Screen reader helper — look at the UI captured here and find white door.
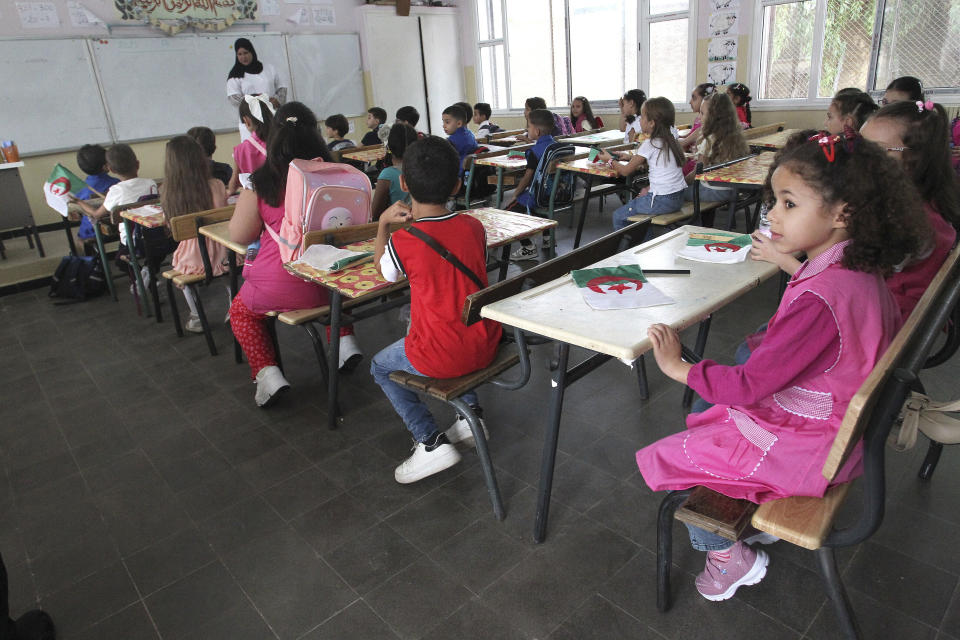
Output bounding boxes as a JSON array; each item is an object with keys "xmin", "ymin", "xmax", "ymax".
[{"xmin": 419, "ymin": 13, "xmax": 464, "ymax": 136}]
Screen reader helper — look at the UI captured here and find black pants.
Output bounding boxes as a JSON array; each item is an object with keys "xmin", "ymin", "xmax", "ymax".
[{"xmin": 0, "ymin": 552, "xmax": 14, "ymax": 640}]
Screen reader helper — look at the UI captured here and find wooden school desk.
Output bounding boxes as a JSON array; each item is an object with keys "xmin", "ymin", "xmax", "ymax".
[
  {"xmin": 0, "ymin": 161, "xmax": 44, "ymax": 259},
  {"xmin": 120, "ymin": 205, "xmax": 167, "ymax": 320},
  {"xmin": 694, "ymin": 152, "xmax": 776, "ymax": 231},
  {"xmin": 284, "ymin": 208, "xmax": 559, "ymax": 430},
  {"xmin": 479, "ymin": 225, "xmax": 780, "ymax": 542},
  {"xmin": 471, "ymin": 150, "xmax": 532, "ymax": 208},
  {"xmin": 555, "ymin": 148, "xmax": 639, "ymax": 249},
  {"xmin": 748, "ymin": 128, "xmax": 802, "ymax": 151},
  {"xmin": 341, "ymin": 146, "xmax": 387, "ymax": 164}
]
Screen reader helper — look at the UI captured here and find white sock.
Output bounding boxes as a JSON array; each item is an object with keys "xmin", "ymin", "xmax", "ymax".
[{"xmin": 181, "ymin": 286, "xmax": 199, "ymax": 317}]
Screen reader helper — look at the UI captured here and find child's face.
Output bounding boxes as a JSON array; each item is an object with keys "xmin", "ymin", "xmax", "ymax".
[
  {"xmin": 526, "ymin": 122, "xmax": 542, "ymax": 140},
  {"xmin": 571, "ymin": 99, "xmax": 583, "ymax": 117},
  {"xmin": 442, "ymin": 114, "xmax": 461, "ymax": 136},
  {"xmin": 823, "ymin": 103, "xmax": 847, "ymax": 135},
  {"xmin": 638, "ymin": 105, "xmax": 654, "ymax": 135},
  {"xmin": 472, "ymin": 111, "xmax": 485, "ymax": 125},
  {"xmin": 689, "ymin": 90, "xmax": 703, "ymax": 113},
  {"xmin": 366, "ymin": 113, "xmax": 379, "ymax": 129},
  {"xmin": 766, "ymin": 166, "xmax": 847, "ymax": 261},
  {"xmin": 621, "ymin": 98, "xmax": 636, "ymax": 116},
  {"xmin": 860, "ymin": 117, "xmax": 908, "ymax": 166},
  {"xmin": 324, "ymin": 125, "xmax": 338, "ymax": 140},
  {"xmin": 242, "ymin": 116, "xmax": 256, "ymax": 133}
]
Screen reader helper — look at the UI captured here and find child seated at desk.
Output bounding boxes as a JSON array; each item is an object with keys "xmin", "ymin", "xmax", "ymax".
[
  {"xmin": 362, "ymin": 107, "xmax": 387, "ymax": 146},
  {"xmin": 162, "ymin": 136, "xmax": 229, "ymax": 333},
  {"xmin": 502, "ymin": 109, "xmax": 556, "ymax": 261},
  {"xmin": 472, "ymin": 102, "xmax": 502, "ymax": 138},
  {"xmin": 371, "ymin": 136, "xmax": 502, "ymax": 484},
  {"xmin": 640, "ymin": 131, "xmax": 928, "ymax": 603},
  {"xmin": 726, "ymin": 82, "xmax": 752, "ymax": 129},
  {"xmin": 570, "ymin": 96, "xmax": 603, "ymax": 132},
  {"xmin": 324, "ymin": 114, "xmax": 356, "ymax": 156},
  {"xmin": 74, "ymin": 143, "xmax": 119, "ymax": 253},
  {"xmin": 683, "ymin": 92, "xmax": 749, "ymax": 206},
  {"xmin": 229, "ymin": 102, "xmax": 362, "ymax": 407},
  {"xmin": 395, "ymin": 105, "xmax": 421, "ymax": 132},
  {"xmin": 229, "ymin": 95, "xmax": 274, "ymax": 193},
  {"xmin": 187, "ymin": 126, "xmax": 232, "ymax": 187},
  {"xmin": 441, "ymin": 104, "xmax": 477, "ymax": 177},
  {"xmin": 618, "ymin": 89, "xmax": 647, "ymax": 144},
  {"xmin": 73, "ymin": 144, "xmax": 159, "ymax": 276},
  {"xmin": 823, "ymin": 89, "xmax": 877, "ymax": 135},
  {"xmin": 371, "ymin": 124, "xmax": 417, "ymax": 220}
]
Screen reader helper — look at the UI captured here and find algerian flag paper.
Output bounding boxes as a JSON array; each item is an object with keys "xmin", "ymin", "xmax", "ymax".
[
  {"xmin": 677, "ymin": 231, "xmax": 752, "ymax": 264},
  {"xmin": 571, "ymin": 264, "xmax": 674, "ymax": 310},
  {"xmin": 43, "ymin": 163, "xmax": 87, "ymax": 217}
]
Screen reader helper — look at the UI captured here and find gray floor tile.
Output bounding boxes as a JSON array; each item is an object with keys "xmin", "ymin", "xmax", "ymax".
[
  {"xmin": 292, "ymin": 493, "xmax": 380, "ymax": 556},
  {"xmin": 124, "ymin": 527, "xmax": 216, "ymax": 597},
  {"xmin": 548, "ymin": 594, "xmax": 665, "ymax": 640},
  {"xmin": 40, "ymin": 561, "xmax": 139, "ymax": 635},
  {"xmin": 144, "ymin": 560, "xmax": 247, "ymax": 640},
  {"xmin": 324, "ymin": 522, "xmax": 423, "ymax": 596},
  {"xmin": 302, "ymin": 600, "xmax": 400, "ymax": 640},
  {"xmin": 73, "ymin": 603, "xmax": 160, "ymax": 640}
]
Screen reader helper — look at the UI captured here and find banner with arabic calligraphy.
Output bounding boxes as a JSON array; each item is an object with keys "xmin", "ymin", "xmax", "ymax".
[{"xmin": 115, "ymin": 0, "xmax": 257, "ymax": 34}]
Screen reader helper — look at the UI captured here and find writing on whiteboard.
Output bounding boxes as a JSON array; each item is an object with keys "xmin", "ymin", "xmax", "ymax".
[{"xmin": 16, "ymin": 2, "xmax": 60, "ymax": 29}]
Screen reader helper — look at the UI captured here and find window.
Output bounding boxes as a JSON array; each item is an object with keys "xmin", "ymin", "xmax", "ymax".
[
  {"xmin": 474, "ymin": 1, "xmax": 690, "ymax": 111},
  {"xmin": 753, "ymin": 0, "xmax": 959, "ymax": 104}
]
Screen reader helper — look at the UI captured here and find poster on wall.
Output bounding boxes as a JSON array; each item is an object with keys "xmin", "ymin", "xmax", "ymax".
[
  {"xmin": 707, "ymin": 61, "xmax": 737, "ymax": 86},
  {"xmin": 114, "ymin": 0, "xmax": 259, "ymax": 34},
  {"xmin": 708, "ymin": 37, "xmax": 737, "ymax": 62},
  {"xmin": 709, "ymin": 0, "xmax": 739, "ymax": 10},
  {"xmin": 708, "ymin": 11, "xmax": 739, "ymax": 37}
]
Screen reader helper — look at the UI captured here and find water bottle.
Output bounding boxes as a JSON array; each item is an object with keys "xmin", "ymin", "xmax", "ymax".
[
  {"xmin": 245, "ymin": 239, "xmax": 260, "ymax": 264},
  {"xmin": 756, "ymin": 204, "xmax": 772, "ymax": 238}
]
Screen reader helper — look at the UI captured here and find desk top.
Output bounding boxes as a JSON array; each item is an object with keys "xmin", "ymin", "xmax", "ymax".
[
  {"xmin": 556, "ymin": 157, "xmax": 626, "ymax": 178},
  {"xmin": 198, "ymin": 220, "xmax": 248, "ymax": 254},
  {"xmin": 569, "ymin": 129, "xmax": 627, "ymax": 145},
  {"xmin": 474, "ymin": 154, "xmax": 529, "ymax": 169},
  {"xmin": 341, "ymin": 147, "xmax": 387, "ymax": 163},
  {"xmin": 695, "ymin": 153, "xmax": 776, "ymax": 186},
  {"xmin": 0, "ymin": 162, "xmax": 25, "ymax": 170},
  {"xmin": 120, "ymin": 204, "xmax": 165, "ymax": 228},
  {"xmin": 284, "ymin": 208, "xmax": 559, "ymax": 299},
  {"xmin": 480, "ymin": 226, "xmax": 778, "ymax": 361},
  {"xmin": 748, "ymin": 129, "xmax": 801, "ymax": 150}
]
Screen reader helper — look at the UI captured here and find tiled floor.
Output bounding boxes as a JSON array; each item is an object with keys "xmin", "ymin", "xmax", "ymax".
[{"xmin": 2, "ymin": 203, "xmax": 959, "ymax": 640}]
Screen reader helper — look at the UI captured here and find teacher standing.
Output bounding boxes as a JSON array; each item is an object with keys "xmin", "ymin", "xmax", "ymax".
[{"xmin": 226, "ymin": 38, "xmax": 287, "ymax": 143}]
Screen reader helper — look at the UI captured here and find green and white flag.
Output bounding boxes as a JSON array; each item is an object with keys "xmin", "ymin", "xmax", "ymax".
[
  {"xmin": 677, "ymin": 231, "xmax": 752, "ymax": 264},
  {"xmin": 43, "ymin": 163, "xmax": 87, "ymax": 217},
  {"xmin": 571, "ymin": 264, "xmax": 674, "ymax": 310}
]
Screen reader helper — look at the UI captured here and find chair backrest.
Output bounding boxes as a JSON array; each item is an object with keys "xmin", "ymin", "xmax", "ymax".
[
  {"xmin": 461, "ymin": 220, "xmax": 653, "ymax": 325},
  {"xmin": 167, "ymin": 205, "xmax": 234, "ymax": 242},
  {"xmin": 489, "ymin": 128, "xmax": 526, "ymax": 140},
  {"xmin": 109, "ymin": 195, "xmax": 160, "ymax": 225},
  {"xmin": 744, "ymin": 122, "xmax": 786, "ymax": 140},
  {"xmin": 823, "ymin": 245, "xmax": 960, "ymax": 480},
  {"xmin": 302, "ymin": 221, "xmax": 406, "ymax": 250}
]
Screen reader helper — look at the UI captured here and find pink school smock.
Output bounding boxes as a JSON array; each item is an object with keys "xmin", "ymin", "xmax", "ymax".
[
  {"xmin": 237, "ymin": 197, "xmax": 327, "ymax": 315},
  {"xmin": 233, "ymin": 133, "xmax": 267, "ymax": 175},
  {"xmin": 637, "ymin": 241, "xmax": 901, "ymax": 503},
  {"xmin": 886, "ymin": 203, "xmax": 956, "ymax": 321}
]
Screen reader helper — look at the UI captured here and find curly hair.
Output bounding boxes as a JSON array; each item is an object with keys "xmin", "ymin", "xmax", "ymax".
[
  {"xmin": 726, "ymin": 83, "xmax": 752, "ymax": 125},
  {"xmin": 870, "ymin": 101, "xmax": 959, "ymax": 228},
  {"xmin": 763, "ymin": 130, "xmax": 930, "ymax": 276},
  {"xmin": 699, "ymin": 93, "xmax": 749, "ymax": 166}
]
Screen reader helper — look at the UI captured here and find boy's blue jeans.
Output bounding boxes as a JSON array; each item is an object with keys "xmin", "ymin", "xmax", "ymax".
[
  {"xmin": 687, "ymin": 523, "xmax": 735, "ymax": 551},
  {"xmin": 612, "ymin": 189, "xmax": 686, "ymax": 230},
  {"xmin": 370, "ymin": 338, "xmax": 478, "ymax": 443}
]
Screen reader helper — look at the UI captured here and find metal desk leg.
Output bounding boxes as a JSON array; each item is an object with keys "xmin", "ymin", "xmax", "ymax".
[
  {"xmin": 495, "ymin": 167, "xmax": 504, "ymax": 209},
  {"xmin": 141, "ymin": 232, "xmax": 162, "ymax": 323},
  {"xmin": 93, "ymin": 219, "xmax": 116, "ymax": 301},
  {"xmin": 62, "ymin": 219, "xmax": 77, "ymax": 256},
  {"xmin": 227, "ymin": 251, "xmax": 243, "ymax": 364},
  {"xmin": 534, "ymin": 342, "xmax": 570, "ymax": 544},
  {"xmin": 326, "ymin": 291, "xmax": 343, "ymax": 430},
  {"xmin": 498, "ymin": 245, "xmax": 510, "ymax": 282},
  {"xmin": 123, "ymin": 219, "xmax": 152, "ymax": 317},
  {"xmin": 30, "ymin": 225, "xmax": 44, "ymax": 258},
  {"xmin": 573, "ymin": 174, "xmax": 594, "ymax": 249},
  {"xmin": 682, "ymin": 316, "xmax": 713, "ymax": 408}
]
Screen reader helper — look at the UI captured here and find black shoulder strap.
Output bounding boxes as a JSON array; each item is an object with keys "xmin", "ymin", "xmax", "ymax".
[{"xmin": 404, "ymin": 225, "xmax": 485, "ymax": 290}]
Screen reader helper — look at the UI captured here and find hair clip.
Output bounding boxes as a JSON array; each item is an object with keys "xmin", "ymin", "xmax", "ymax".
[
  {"xmin": 704, "ymin": 85, "xmax": 716, "ymax": 95},
  {"xmin": 243, "ymin": 94, "xmax": 275, "ymax": 124},
  {"xmin": 285, "ymin": 116, "xmax": 298, "ymax": 124},
  {"xmin": 916, "ymin": 100, "xmax": 935, "ymax": 113}
]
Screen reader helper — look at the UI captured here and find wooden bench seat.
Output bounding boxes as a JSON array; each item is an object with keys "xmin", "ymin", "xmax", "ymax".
[
  {"xmin": 627, "ymin": 200, "xmax": 726, "ymax": 227},
  {"xmin": 389, "ymin": 347, "xmax": 521, "ymax": 402},
  {"xmin": 276, "ymin": 306, "xmax": 331, "ymax": 326},
  {"xmin": 161, "ymin": 269, "xmax": 205, "ymax": 288}
]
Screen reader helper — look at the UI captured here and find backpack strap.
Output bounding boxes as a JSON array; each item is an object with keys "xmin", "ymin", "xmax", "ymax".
[
  {"xmin": 404, "ymin": 225, "xmax": 485, "ymax": 290},
  {"xmin": 248, "ymin": 137, "xmax": 267, "ymax": 157}
]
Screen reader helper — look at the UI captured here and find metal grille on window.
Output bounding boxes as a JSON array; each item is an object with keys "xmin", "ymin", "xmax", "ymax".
[
  {"xmin": 818, "ymin": 0, "xmax": 877, "ymax": 97},
  {"xmin": 759, "ymin": 1, "xmax": 815, "ymax": 99},
  {"xmin": 875, "ymin": 0, "xmax": 960, "ymax": 91}
]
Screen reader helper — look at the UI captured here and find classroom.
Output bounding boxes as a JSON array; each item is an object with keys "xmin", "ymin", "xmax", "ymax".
[{"xmin": 1, "ymin": 0, "xmax": 959, "ymax": 638}]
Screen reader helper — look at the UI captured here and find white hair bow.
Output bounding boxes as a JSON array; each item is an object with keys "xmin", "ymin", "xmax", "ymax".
[{"xmin": 244, "ymin": 94, "xmax": 276, "ymax": 124}]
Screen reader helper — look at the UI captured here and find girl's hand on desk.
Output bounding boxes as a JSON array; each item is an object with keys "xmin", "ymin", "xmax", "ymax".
[
  {"xmin": 380, "ymin": 201, "xmax": 413, "ymax": 225},
  {"xmin": 599, "ymin": 150, "xmax": 617, "ymax": 163},
  {"xmin": 648, "ymin": 323, "xmax": 690, "ymax": 384}
]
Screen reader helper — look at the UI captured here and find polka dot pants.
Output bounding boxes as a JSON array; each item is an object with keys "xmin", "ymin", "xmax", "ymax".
[{"xmin": 229, "ymin": 294, "xmax": 355, "ymax": 380}]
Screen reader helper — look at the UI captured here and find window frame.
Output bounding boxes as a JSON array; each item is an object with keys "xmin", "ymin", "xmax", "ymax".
[
  {"xmin": 748, "ymin": 0, "xmax": 960, "ymax": 110},
  {"xmin": 473, "ymin": 0, "xmax": 699, "ymax": 115}
]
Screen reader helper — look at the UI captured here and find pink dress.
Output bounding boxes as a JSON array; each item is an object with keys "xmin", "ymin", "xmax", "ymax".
[
  {"xmin": 171, "ymin": 179, "xmax": 229, "ymax": 277},
  {"xmin": 637, "ymin": 241, "xmax": 901, "ymax": 503},
  {"xmin": 237, "ymin": 197, "xmax": 328, "ymax": 315},
  {"xmin": 233, "ymin": 133, "xmax": 267, "ymax": 175},
  {"xmin": 886, "ymin": 203, "xmax": 956, "ymax": 320}
]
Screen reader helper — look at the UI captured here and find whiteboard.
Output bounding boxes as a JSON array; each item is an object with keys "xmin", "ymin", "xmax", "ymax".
[
  {"xmin": 92, "ymin": 34, "xmax": 288, "ymax": 141},
  {"xmin": 287, "ymin": 34, "xmax": 365, "ymax": 119},
  {"xmin": 0, "ymin": 39, "xmax": 112, "ymax": 154}
]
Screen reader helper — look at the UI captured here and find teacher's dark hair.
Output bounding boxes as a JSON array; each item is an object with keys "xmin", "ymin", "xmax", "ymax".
[
  {"xmin": 251, "ymin": 102, "xmax": 332, "ymax": 208},
  {"xmin": 228, "ymin": 38, "xmax": 263, "ymax": 79}
]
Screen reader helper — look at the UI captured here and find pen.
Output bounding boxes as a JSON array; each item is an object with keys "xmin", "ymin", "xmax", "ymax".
[{"xmin": 643, "ymin": 269, "xmax": 690, "ymax": 275}]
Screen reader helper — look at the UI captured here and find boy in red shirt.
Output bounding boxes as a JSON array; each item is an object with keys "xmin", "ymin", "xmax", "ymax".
[{"xmin": 372, "ymin": 136, "xmax": 502, "ymax": 484}]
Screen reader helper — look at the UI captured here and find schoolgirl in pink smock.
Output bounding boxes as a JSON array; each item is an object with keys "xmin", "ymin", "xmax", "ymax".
[
  {"xmin": 229, "ymin": 95, "xmax": 273, "ymax": 194},
  {"xmin": 640, "ymin": 130, "xmax": 930, "ymax": 602}
]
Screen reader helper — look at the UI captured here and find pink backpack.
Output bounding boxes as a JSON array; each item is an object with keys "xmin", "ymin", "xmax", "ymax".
[{"xmin": 266, "ymin": 159, "xmax": 372, "ymax": 262}]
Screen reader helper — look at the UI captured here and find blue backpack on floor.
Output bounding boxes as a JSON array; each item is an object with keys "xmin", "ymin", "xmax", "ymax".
[
  {"xmin": 48, "ymin": 255, "xmax": 106, "ymax": 303},
  {"xmin": 529, "ymin": 142, "xmax": 577, "ymax": 209}
]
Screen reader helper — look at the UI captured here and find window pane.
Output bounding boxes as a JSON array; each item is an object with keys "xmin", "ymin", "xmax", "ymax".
[
  {"xmin": 477, "ymin": 0, "xmax": 491, "ymax": 40},
  {"xmin": 759, "ymin": 1, "xmax": 815, "ymax": 99},
  {"xmin": 479, "ymin": 45, "xmax": 508, "ymax": 110},
  {"xmin": 505, "ymin": 0, "xmax": 567, "ymax": 108},
  {"xmin": 875, "ymin": 0, "xmax": 960, "ymax": 91},
  {"xmin": 648, "ymin": 18, "xmax": 688, "ymax": 102},
  {"xmin": 569, "ymin": 0, "xmax": 638, "ymax": 101},
  {"xmin": 650, "ymin": 0, "xmax": 688, "ymax": 15},
  {"xmin": 491, "ymin": 0, "xmax": 503, "ymax": 39},
  {"xmin": 818, "ymin": 0, "xmax": 876, "ymax": 97}
]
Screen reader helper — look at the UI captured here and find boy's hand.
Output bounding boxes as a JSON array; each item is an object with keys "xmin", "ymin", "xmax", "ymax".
[
  {"xmin": 379, "ymin": 201, "xmax": 413, "ymax": 225},
  {"xmin": 648, "ymin": 323, "xmax": 689, "ymax": 383},
  {"xmin": 67, "ymin": 194, "xmax": 79, "ymax": 203}
]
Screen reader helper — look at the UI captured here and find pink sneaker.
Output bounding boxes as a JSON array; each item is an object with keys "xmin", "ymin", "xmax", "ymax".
[{"xmin": 695, "ymin": 540, "xmax": 769, "ymax": 601}]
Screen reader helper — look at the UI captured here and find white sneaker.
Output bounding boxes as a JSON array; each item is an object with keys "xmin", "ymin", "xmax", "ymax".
[
  {"xmin": 184, "ymin": 314, "xmax": 205, "ymax": 334},
  {"xmin": 510, "ymin": 244, "xmax": 539, "ymax": 262},
  {"xmin": 338, "ymin": 334, "xmax": 363, "ymax": 372},
  {"xmin": 445, "ymin": 413, "xmax": 489, "ymax": 447},
  {"xmin": 254, "ymin": 365, "xmax": 290, "ymax": 408},
  {"xmin": 224, "ymin": 310, "xmax": 231, "ymax": 324},
  {"xmin": 394, "ymin": 437, "xmax": 462, "ymax": 484},
  {"xmin": 743, "ymin": 531, "xmax": 780, "ymax": 546},
  {"xmin": 140, "ymin": 266, "xmax": 151, "ymax": 289}
]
